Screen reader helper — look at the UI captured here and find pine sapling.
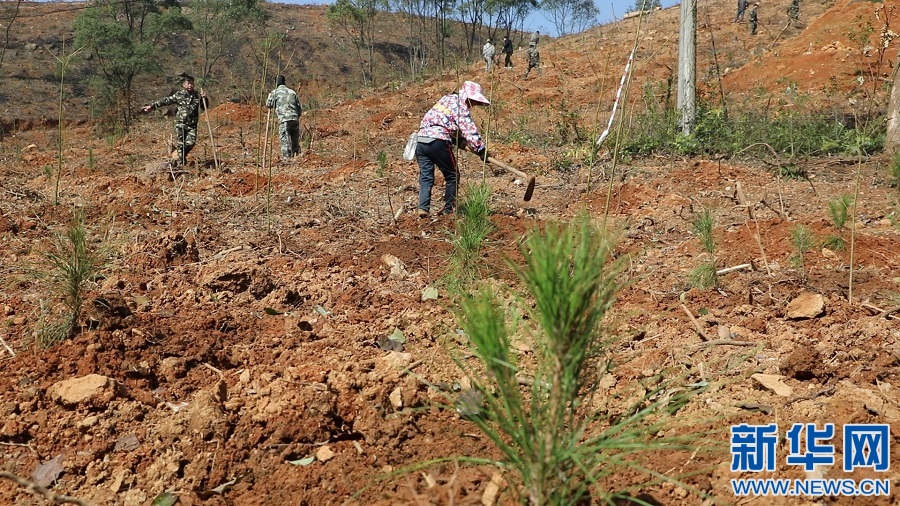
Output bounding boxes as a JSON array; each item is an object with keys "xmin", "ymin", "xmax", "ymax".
[
  {"xmin": 690, "ymin": 208, "xmax": 717, "ymax": 288},
  {"xmin": 791, "ymin": 223, "xmax": 813, "ymax": 280}
]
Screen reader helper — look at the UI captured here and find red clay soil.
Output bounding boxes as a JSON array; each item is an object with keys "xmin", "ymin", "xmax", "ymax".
[{"xmin": 2, "ymin": 1, "xmax": 900, "ymax": 505}]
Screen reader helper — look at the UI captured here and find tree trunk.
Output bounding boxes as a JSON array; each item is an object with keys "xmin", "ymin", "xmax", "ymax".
[{"xmin": 885, "ymin": 63, "xmax": 900, "ymax": 155}]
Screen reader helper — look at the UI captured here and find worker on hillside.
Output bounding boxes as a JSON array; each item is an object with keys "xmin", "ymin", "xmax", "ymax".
[
  {"xmin": 734, "ymin": 0, "xmax": 748, "ymax": 22},
  {"xmin": 524, "ymin": 42, "xmax": 541, "ymax": 79},
  {"xmin": 142, "ymin": 73, "xmax": 208, "ymax": 168},
  {"xmin": 749, "ymin": 3, "xmax": 759, "ymax": 35},
  {"xmin": 265, "ymin": 74, "xmax": 303, "ymax": 161},
  {"xmin": 502, "ymin": 35, "xmax": 514, "ymax": 68},
  {"xmin": 787, "ymin": 0, "xmax": 800, "ymax": 24},
  {"xmin": 482, "ymin": 39, "xmax": 496, "ymax": 72},
  {"xmin": 414, "ymin": 81, "xmax": 490, "ymax": 217}
]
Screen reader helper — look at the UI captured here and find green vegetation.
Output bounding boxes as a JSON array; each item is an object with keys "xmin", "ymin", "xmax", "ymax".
[
  {"xmin": 32, "ymin": 209, "xmax": 113, "ymax": 347},
  {"xmin": 447, "ymin": 184, "xmax": 493, "ymax": 289},
  {"xmin": 689, "ymin": 262, "xmax": 718, "ymax": 289},
  {"xmin": 828, "ymin": 194, "xmax": 853, "ymax": 229},
  {"xmin": 790, "ymin": 223, "xmax": 814, "ymax": 279},
  {"xmin": 187, "ymin": 0, "xmax": 265, "ymax": 84},
  {"xmin": 690, "ymin": 208, "xmax": 717, "ymax": 289},
  {"xmin": 74, "ymin": 0, "xmax": 191, "ymax": 130},
  {"xmin": 455, "ymin": 218, "xmax": 705, "ymax": 504},
  {"xmin": 622, "ymin": 101, "xmax": 884, "ymax": 159},
  {"xmin": 778, "ymin": 163, "xmax": 808, "ymax": 181},
  {"xmin": 693, "ymin": 208, "xmax": 716, "ymax": 255},
  {"xmin": 823, "ymin": 234, "xmax": 846, "ymax": 251},
  {"xmin": 821, "ymin": 194, "xmax": 853, "ymax": 252},
  {"xmin": 376, "ymin": 150, "xmax": 387, "ymax": 177}
]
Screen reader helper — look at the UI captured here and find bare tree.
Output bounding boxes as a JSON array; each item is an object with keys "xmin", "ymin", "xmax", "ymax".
[
  {"xmin": 488, "ymin": 0, "xmax": 538, "ymax": 45},
  {"xmin": 0, "ymin": 0, "xmax": 23, "ymax": 71},
  {"xmin": 393, "ymin": 0, "xmax": 434, "ymax": 77},
  {"xmin": 187, "ymin": 0, "xmax": 266, "ymax": 84},
  {"xmin": 456, "ymin": 0, "xmax": 486, "ymax": 57},
  {"xmin": 542, "ymin": 0, "xmax": 598, "ymax": 36},
  {"xmin": 327, "ymin": 0, "xmax": 388, "ymax": 87}
]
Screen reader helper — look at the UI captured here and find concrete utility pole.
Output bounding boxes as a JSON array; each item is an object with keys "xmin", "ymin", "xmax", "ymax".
[
  {"xmin": 886, "ymin": 62, "xmax": 900, "ymax": 154},
  {"xmin": 677, "ymin": 0, "xmax": 697, "ymax": 135}
]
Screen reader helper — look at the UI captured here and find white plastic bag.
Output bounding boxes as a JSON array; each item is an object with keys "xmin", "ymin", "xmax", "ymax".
[{"xmin": 403, "ymin": 131, "xmax": 418, "ymax": 161}]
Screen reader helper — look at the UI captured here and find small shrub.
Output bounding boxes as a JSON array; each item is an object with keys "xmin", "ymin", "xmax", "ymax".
[
  {"xmin": 827, "ymin": 194, "xmax": 853, "ymax": 229},
  {"xmin": 31, "ymin": 208, "xmax": 113, "ymax": 347},
  {"xmin": 823, "ymin": 234, "xmax": 846, "ymax": 251},
  {"xmin": 790, "ymin": 223, "xmax": 813, "ymax": 278},
  {"xmin": 447, "ymin": 184, "xmax": 493, "ymax": 288},
  {"xmin": 690, "ymin": 262, "xmax": 718, "ymax": 289},
  {"xmin": 455, "ymin": 217, "xmax": 707, "ymax": 504},
  {"xmin": 778, "ymin": 163, "xmax": 807, "ymax": 181},
  {"xmin": 376, "ymin": 150, "xmax": 387, "ymax": 178},
  {"xmin": 692, "ymin": 208, "xmax": 716, "ymax": 255}
]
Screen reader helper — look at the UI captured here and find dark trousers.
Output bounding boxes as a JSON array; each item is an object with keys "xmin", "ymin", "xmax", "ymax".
[
  {"xmin": 416, "ymin": 139, "xmax": 458, "ymax": 214},
  {"xmin": 504, "ymin": 52, "xmax": 513, "ymax": 67}
]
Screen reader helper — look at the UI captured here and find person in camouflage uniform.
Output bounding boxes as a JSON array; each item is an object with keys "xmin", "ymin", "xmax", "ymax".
[
  {"xmin": 482, "ymin": 39, "xmax": 496, "ymax": 72},
  {"xmin": 265, "ymin": 75, "xmax": 303, "ymax": 160},
  {"xmin": 142, "ymin": 73, "xmax": 208, "ymax": 167},
  {"xmin": 787, "ymin": 0, "xmax": 799, "ymax": 23},
  {"xmin": 749, "ymin": 3, "xmax": 759, "ymax": 35},
  {"xmin": 524, "ymin": 42, "xmax": 541, "ymax": 79}
]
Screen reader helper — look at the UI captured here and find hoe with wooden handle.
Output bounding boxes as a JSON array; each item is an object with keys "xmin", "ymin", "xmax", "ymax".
[{"xmin": 485, "ymin": 156, "xmax": 536, "ymax": 202}]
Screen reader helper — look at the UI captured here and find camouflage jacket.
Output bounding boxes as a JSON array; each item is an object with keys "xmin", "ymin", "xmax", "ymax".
[
  {"xmin": 527, "ymin": 48, "xmax": 540, "ymax": 66},
  {"xmin": 266, "ymin": 85, "xmax": 302, "ymax": 122},
  {"xmin": 152, "ymin": 89, "xmax": 207, "ymax": 127}
]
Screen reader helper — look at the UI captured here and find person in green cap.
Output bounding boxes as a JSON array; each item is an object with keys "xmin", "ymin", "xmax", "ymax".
[{"xmin": 142, "ymin": 73, "xmax": 208, "ymax": 167}]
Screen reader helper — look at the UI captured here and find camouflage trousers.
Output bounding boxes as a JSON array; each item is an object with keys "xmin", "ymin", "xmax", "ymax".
[
  {"xmin": 279, "ymin": 120, "xmax": 301, "ymax": 159},
  {"xmin": 172, "ymin": 123, "xmax": 198, "ymax": 165}
]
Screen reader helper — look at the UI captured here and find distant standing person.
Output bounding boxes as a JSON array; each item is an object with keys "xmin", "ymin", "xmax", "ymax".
[
  {"xmin": 414, "ymin": 81, "xmax": 490, "ymax": 217},
  {"xmin": 734, "ymin": 0, "xmax": 748, "ymax": 22},
  {"xmin": 141, "ymin": 73, "xmax": 208, "ymax": 168},
  {"xmin": 265, "ymin": 74, "xmax": 303, "ymax": 160},
  {"xmin": 749, "ymin": 3, "xmax": 759, "ymax": 35},
  {"xmin": 502, "ymin": 35, "xmax": 513, "ymax": 68},
  {"xmin": 530, "ymin": 30, "xmax": 540, "ymax": 46},
  {"xmin": 787, "ymin": 0, "xmax": 799, "ymax": 23},
  {"xmin": 482, "ymin": 39, "xmax": 496, "ymax": 72},
  {"xmin": 524, "ymin": 42, "xmax": 541, "ymax": 79}
]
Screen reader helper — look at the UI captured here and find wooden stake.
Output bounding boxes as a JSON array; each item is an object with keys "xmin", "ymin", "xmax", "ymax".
[
  {"xmin": 716, "ymin": 263, "xmax": 752, "ymax": 276},
  {"xmin": 201, "ymin": 87, "xmax": 219, "ymax": 171},
  {"xmin": 0, "ymin": 334, "xmax": 14, "ymax": 357},
  {"xmin": 680, "ymin": 303, "xmax": 711, "ymax": 341}
]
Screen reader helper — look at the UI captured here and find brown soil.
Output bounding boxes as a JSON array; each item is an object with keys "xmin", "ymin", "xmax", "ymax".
[{"xmin": 2, "ymin": 1, "xmax": 900, "ymax": 505}]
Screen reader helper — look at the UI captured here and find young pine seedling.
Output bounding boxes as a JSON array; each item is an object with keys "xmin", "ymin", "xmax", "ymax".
[{"xmin": 790, "ymin": 223, "xmax": 814, "ymax": 280}]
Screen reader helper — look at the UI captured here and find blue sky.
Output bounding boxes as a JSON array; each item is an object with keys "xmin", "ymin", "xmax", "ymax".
[{"xmin": 272, "ymin": 0, "xmax": 681, "ymax": 37}]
